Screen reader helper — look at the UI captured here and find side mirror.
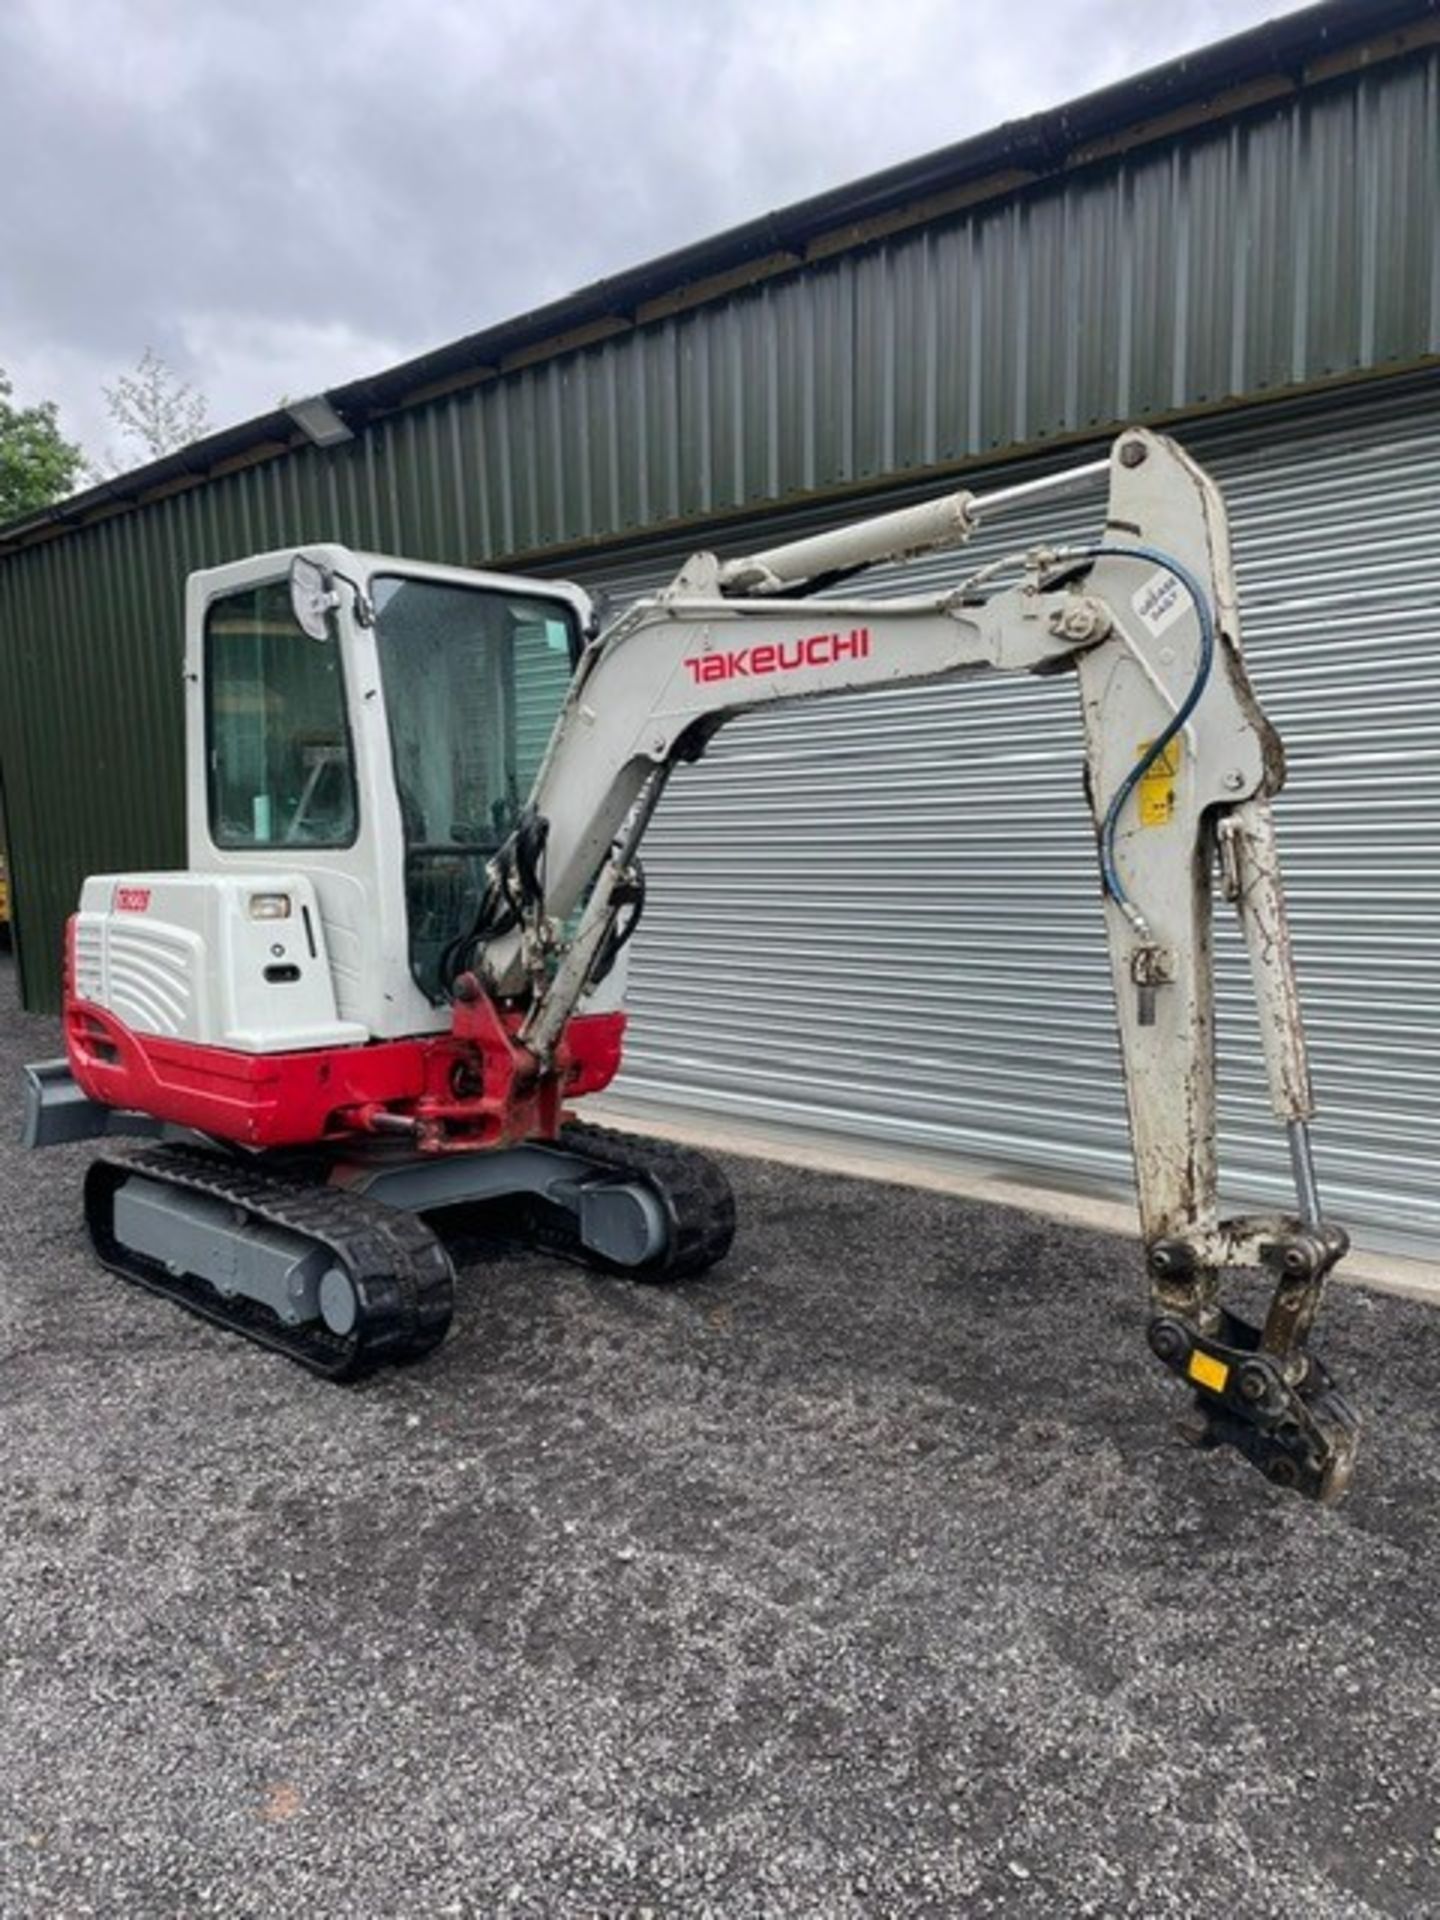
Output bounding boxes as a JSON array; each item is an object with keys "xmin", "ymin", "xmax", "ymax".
[
  {"xmin": 290, "ymin": 553, "xmax": 339, "ymax": 641},
  {"xmin": 585, "ymin": 587, "xmax": 612, "ymax": 644}
]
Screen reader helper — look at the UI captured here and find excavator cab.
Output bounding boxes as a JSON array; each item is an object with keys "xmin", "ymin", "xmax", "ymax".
[{"xmin": 183, "ymin": 545, "xmax": 591, "ymax": 1044}]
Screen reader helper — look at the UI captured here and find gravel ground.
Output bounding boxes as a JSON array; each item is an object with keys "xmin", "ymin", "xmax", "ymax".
[{"xmin": 2, "ymin": 951, "xmax": 1439, "ymax": 1919}]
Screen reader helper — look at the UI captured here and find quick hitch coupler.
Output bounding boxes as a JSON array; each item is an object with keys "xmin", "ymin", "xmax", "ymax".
[{"xmin": 1144, "ymin": 1230, "xmax": 1359, "ymax": 1503}]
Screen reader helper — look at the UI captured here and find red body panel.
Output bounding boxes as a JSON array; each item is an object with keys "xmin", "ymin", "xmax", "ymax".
[{"xmin": 64, "ymin": 920, "xmax": 626, "ymax": 1152}]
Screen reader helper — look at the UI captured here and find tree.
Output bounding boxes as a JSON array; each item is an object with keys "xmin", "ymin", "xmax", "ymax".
[
  {"xmin": 101, "ymin": 348, "xmax": 210, "ymax": 467},
  {"xmin": 0, "ymin": 368, "xmax": 85, "ymax": 521}
]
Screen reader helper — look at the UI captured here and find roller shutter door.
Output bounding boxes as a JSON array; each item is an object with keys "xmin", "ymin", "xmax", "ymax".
[{"xmin": 566, "ymin": 383, "xmax": 1440, "ymax": 1253}]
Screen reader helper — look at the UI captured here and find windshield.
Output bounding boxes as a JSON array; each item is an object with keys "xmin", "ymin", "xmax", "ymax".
[{"xmin": 373, "ymin": 575, "xmax": 580, "ymax": 1000}]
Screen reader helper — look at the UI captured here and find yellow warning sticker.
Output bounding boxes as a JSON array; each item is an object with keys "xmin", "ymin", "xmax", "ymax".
[
  {"xmin": 1137, "ymin": 738, "xmax": 1181, "ymax": 827},
  {"xmin": 1188, "ymin": 1350, "xmax": 1229, "ymax": 1394}
]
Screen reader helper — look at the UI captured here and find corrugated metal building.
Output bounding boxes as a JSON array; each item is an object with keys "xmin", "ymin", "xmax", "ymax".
[{"xmin": 1, "ymin": 0, "xmax": 1437, "ymax": 1253}]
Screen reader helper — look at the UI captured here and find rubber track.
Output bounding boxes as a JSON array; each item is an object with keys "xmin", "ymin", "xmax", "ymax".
[
  {"xmin": 553, "ymin": 1119, "xmax": 736, "ymax": 1280},
  {"xmin": 85, "ymin": 1142, "xmax": 455, "ymax": 1381}
]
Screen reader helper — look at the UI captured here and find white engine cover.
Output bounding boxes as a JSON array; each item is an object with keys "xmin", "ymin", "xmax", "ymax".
[{"xmin": 74, "ymin": 872, "xmax": 369, "ymax": 1054}]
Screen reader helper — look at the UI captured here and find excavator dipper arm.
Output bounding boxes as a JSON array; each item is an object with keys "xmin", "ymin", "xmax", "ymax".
[{"xmin": 461, "ymin": 427, "xmax": 1356, "ymax": 1501}]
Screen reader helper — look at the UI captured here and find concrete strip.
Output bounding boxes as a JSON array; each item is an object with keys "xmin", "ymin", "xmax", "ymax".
[{"xmin": 588, "ymin": 1094, "xmax": 1440, "ymax": 1306}]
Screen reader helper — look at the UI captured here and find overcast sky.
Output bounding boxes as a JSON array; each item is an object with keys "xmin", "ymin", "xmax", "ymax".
[{"xmin": 2, "ymin": 0, "xmax": 1293, "ymax": 467}]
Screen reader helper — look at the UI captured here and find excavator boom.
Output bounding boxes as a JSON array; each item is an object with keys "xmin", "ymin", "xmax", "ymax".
[{"xmin": 462, "ymin": 428, "xmax": 1356, "ymax": 1499}]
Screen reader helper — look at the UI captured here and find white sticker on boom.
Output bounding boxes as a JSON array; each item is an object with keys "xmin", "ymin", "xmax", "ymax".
[{"xmin": 1131, "ymin": 569, "xmax": 1188, "ymax": 638}]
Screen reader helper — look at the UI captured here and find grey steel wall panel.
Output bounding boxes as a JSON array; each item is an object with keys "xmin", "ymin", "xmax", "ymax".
[{"xmin": 562, "ymin": 385, "xmax": 1440, "ymax": 1253}]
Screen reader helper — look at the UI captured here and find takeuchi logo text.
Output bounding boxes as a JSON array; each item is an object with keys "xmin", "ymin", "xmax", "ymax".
[{"xmin": 683, "ymin": 627, "xmax": 871, "ymax": 685}]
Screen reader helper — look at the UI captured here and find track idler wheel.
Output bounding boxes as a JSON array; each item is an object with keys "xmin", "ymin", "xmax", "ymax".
[{"xmin": 495, "ymin": 1121, "xmax": 736, "ymax": 1282}]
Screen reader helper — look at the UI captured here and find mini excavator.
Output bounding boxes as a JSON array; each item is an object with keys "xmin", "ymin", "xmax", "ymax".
[{"xmin": 24, "ymin": 429, "xmax": 1358, "ymax": 1500}]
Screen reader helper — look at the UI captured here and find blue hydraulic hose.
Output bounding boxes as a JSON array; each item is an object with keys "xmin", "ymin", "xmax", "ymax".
[{"xmin": 1068, "ymin": 544, "xmax": 1217, "ymax": 929}]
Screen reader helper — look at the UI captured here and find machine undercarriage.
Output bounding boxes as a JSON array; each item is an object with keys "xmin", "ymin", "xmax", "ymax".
[{"xmin": 69, "ymin": 1119, "xmax": 736, "ymax": 1380}]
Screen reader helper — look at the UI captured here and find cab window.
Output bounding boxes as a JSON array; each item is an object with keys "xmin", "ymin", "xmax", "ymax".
[
  {"xmin": 372, "ymin": 576, "xmax": 579, "ymax": 999},
  {"xmin": 205, "ymin": 579, "xmax": 358, "ymax": 849}
]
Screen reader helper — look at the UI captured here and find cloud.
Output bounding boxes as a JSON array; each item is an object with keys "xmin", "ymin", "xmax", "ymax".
[
  {"xmin": 0, "ymin": 0, "xmax": 1284, "ymax": 468},
  {"xmin": 174, "ymin": 313, "xmax": 411, "ymax": 420}
]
